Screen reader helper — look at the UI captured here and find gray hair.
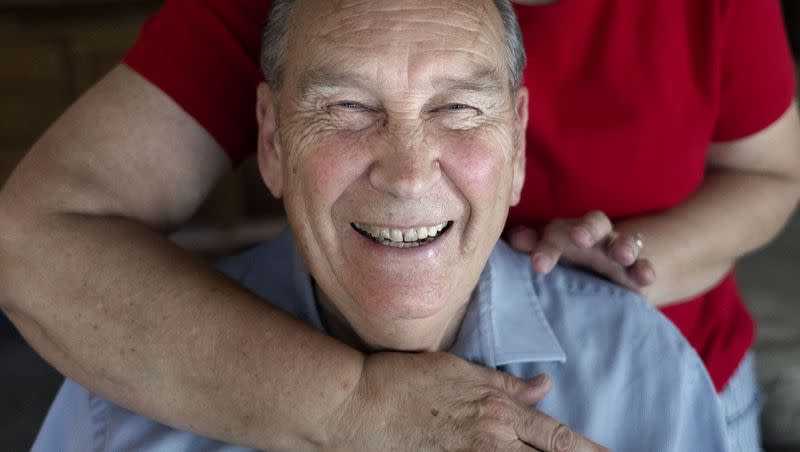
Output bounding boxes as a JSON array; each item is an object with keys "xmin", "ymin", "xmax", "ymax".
[{"xmin": 260, "ymin": 0, "xmax": 526, "ymax": 92}]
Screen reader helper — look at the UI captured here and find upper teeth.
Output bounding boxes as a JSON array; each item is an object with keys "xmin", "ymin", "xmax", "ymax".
[{"xmin": 353, "ymin": 222, "xmax": 447, "ymax": 243}]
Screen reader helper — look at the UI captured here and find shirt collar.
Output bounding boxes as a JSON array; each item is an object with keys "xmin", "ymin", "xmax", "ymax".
[{"xmin": 449, "ymin": 241, "xmax": 566, "ymax": 368}]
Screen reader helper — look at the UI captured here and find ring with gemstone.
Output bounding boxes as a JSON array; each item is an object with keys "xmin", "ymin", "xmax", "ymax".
[{"xmin": 631, "ymin": 232, "xmax": 645, "ymax": 250}]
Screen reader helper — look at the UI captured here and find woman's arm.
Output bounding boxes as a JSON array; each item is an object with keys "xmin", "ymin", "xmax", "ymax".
[
  {"xmin": 619, "ymin": 101, "xmax": 800, "ymax": 306},
  {"xmin": 515, "ymin": 101, "xmax": 800, "ymax": 306},
  {"xmin": 0, "ymin": 65, "xmax": 599, "ymax": 451}
]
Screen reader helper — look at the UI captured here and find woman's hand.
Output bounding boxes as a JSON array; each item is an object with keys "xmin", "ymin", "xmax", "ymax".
[
  {"xmin": 508, "ymin": 211, "xmax": 656, "ymax": 295},
  {"xmin": 327, "ymin": 352, "xmax": 607, "ymax": 452}
]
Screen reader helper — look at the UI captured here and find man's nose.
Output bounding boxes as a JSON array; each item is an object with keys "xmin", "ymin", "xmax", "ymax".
[{"xmin": 368, "ymin": 135, "xmax": 441, "ymax": 199}]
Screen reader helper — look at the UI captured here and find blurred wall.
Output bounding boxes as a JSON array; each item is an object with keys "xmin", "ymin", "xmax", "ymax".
[
  {"xmin": 784, "ymin": 0, "xmax": 799, "ymax": 58},
  {"xmin": 0, "ymin": 0, "xmax": 160, "ymax": 181}
]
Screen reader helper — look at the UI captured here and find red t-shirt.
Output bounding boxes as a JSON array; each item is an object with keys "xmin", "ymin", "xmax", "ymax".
[{"xmin": 125, "ymin": 0, "xmax": 796, "ymax": 391}]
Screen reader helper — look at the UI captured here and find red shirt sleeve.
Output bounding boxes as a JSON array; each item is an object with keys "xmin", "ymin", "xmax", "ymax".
[
  {"xmin": 124, "ymin": 0, "xmax": 270, "ymax": 164},
  {"xmin": 713, "ymin": 0, "xmax": 796, "ymax": 141}
]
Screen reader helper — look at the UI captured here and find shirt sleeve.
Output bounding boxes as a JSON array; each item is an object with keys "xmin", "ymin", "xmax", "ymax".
[
  {"xmin": 124, "ymin": 0, "xmax": 270, "ymax": 164},
  {"xmin": 713, "ymin": 0, "xmax": 796, "ymax": 141}
]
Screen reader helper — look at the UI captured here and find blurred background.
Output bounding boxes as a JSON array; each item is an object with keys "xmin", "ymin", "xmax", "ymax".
[{"xmin": 0, "ymin": 0, "xmax": 798, "ymax": 450}]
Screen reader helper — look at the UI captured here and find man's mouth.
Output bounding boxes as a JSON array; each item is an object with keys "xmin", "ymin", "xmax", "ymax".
[{"xmin": 351, "ymin": 221, "xmax": 453, "ymax": 248}]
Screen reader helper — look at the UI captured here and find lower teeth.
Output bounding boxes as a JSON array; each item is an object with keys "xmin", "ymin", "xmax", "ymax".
[
  {"xmin": 385, "ymin": 241, "xmax": 420, "ymax": 248},
  {"xmin": 374, "ymin": 236, "xmax": 432, "ymax": 248}
]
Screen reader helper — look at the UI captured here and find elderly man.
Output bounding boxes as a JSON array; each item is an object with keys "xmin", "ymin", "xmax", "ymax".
[{"xmin": 33, "ymin": 1, "xmax": 729, "ymax": 451}]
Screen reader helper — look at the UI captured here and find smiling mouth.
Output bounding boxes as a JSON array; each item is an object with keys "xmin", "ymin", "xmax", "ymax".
[{"xmin": 351, "ymin": 221, "xmax": 453, "ymax": 248}]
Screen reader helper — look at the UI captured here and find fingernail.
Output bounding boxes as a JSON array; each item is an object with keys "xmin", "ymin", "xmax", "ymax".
[
  {"xmin": 643, "ymin": 267, "xmax": 656, "ymax": 283},
  {"xmin": 573, "ymin": 227, "xmax": 592, "ymax": 247},
  {"xmin": 533, "ymin": 254, "xmax": 552, "ymax": 272},
  {"xmin": 621, "ymin": 246, "xmax": 635, "ymax": 263},
  {"xmin": 530, "ymin": 373, "xmax": 549, "ymax": 386}
]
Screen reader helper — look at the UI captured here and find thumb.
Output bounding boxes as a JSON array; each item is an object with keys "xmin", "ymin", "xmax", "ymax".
[
  {"xmin": 514, "ymin": 373, "xmax": 552, "ymax": 404},
  {"xmin": 494, "ymin": 371, "xmax": 552, "ymax": 405},
  {"xmin": 507, "ymin": 226, "xmax": 538, "ymax": 253}
]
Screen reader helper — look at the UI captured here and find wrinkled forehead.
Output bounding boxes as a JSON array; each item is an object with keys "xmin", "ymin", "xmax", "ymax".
[{"xmin": 286, "ymin": 0, "xmax": 508, "ymax": 89}]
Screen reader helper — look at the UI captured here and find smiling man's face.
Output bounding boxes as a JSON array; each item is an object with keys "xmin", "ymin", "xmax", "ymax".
[{"xmin": 257, "ymin": 0, "xmax": 528, "ymax": 351}]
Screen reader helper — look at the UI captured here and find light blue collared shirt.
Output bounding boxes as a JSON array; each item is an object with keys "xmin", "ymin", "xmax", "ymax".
[{"xmin": 33, "ymin": 231, "xmax": 729, "ymax": 451}]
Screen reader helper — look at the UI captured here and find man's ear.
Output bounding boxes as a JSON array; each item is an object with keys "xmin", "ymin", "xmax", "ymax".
[
  {"xmin": 256, "ymin": 82, "xmax": 283, "ymax": 198},
  {"xmin": 510, "ymin": 87, "xmax": 528, "ymax": 206}
]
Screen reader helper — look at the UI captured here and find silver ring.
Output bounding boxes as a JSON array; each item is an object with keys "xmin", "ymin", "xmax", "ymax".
[{"xmin": 631, "ymin": 232, "xmax": 645, "ymax": 250}]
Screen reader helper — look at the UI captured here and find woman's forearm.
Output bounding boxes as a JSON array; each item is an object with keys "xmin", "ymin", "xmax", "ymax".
[
  {"xmin": 617, "ymin": 103, "xmax": 800, "ymax": 306},
  {"xmin": 0, "ymin": 213, "xmax": 364, "ymax": 450},
  {"xmin": 616, "ymin": 170, "xmax": 799, "ymax": 306}
]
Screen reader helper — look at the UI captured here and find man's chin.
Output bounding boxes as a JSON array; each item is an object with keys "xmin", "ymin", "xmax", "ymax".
[{"xmin": 355, "ymin": 292, "xmax": 455, "ymax": 321}]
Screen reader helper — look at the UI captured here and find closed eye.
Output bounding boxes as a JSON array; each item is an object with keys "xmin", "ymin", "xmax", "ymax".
[
  {"xmin": 328, "ymin": 101, "xmax": 370, "ymax": 111},
  {"xmin": 438, "ymin": 103, "xmax": 479, "ymax": 113}
]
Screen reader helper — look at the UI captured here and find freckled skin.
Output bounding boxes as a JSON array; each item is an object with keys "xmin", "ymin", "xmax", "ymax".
[{"xmin": 257, "ymin": 0, "xmax": 529, "ymax": 352}]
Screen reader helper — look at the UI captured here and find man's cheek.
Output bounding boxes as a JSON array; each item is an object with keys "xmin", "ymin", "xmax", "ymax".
[
  {"xmin": 440, "ymin": 140, "xmax": 507, "ymax": 200},
  {"xmin": 297, "ymin": 145, "xmax": 369, "ymax": 206}
]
